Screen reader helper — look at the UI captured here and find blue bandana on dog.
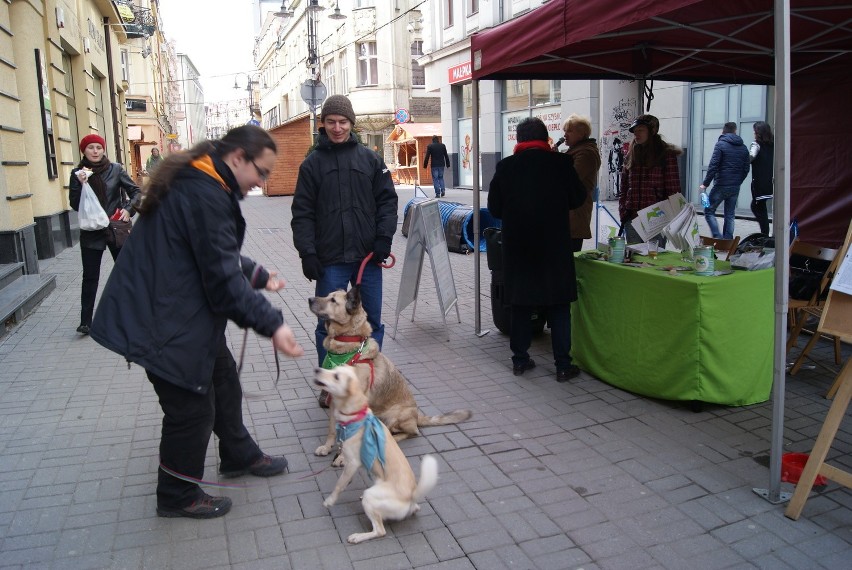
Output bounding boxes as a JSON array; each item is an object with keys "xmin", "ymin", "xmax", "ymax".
[{"xmin": 336, "ymin": 408, "xmax": 386, "ymax": 476}]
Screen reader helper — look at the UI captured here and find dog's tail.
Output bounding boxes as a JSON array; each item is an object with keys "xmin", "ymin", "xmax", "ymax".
[
  {"xmin": 413, "ymin": 455, "xmax": 438, "ymax": 502},
  {"xmin": 417, "ymin": 409, "xmax": 472, "ymax": 427}
]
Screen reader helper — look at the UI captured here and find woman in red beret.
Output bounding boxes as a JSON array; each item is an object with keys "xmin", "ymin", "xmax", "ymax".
[{"xmin": 68, "ymin": 134, "xmax": 141, "ymax": 335}]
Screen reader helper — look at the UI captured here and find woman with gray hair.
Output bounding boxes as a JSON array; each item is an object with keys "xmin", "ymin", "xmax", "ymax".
[{"xmin": 561, "ymin": 114, "xmax": 601, "ymax": 252}]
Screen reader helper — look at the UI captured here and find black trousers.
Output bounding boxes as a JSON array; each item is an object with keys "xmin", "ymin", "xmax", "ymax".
[
  {"xmin": 80, "ymin": 244, "xmax": 119, "ymax": 327},
  {"xmin": 510, "ymin": 303, "xmax": 573, "ymax": 371},
  {"xmin": 148, "ymin": 336, "xmax": 262, "ymax": 508},
  {"xmin": 751, "ymin": 198, "xmax": 770, "ymax": 236}
]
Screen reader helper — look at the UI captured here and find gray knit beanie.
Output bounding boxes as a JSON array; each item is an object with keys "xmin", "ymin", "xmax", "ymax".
[{"xmin": 320, "ymin": 94, "xmax": 356, "ymax": 125}]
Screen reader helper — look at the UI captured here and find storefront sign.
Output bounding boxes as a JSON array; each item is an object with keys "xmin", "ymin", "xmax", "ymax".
[{"xmin": 448, "ymin": 61, "xmax": 472, "ymax": 84}]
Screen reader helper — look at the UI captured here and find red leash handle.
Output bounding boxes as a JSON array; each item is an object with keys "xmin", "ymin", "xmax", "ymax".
[{"xmin": 356, "ymin": 252, "xmax": 396, "ymax": 285}]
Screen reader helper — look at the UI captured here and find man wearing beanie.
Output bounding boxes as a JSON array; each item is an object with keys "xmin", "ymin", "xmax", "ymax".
[{"xmin": 291, "ymin": 94, "xmax": 398, "ymax": 398}]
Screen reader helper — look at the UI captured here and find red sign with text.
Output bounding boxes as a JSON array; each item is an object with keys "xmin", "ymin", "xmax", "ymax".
[{"xmin": 448, "ymin": 62, "xmax": 472, "ymax": 84}]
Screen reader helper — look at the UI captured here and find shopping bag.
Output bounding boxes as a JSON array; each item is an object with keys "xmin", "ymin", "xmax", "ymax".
[{"xmin": 78, "ymin": 181, "xmax": 109, "ymax": 230}]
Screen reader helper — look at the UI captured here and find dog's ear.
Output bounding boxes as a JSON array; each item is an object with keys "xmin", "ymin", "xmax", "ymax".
[{"xmin": 346, "ymin": 286, "xmax": 362, "ymax": 314}]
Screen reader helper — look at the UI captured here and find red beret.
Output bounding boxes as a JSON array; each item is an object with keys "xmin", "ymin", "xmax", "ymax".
[{"xmin": 79, "ymin": 134, "xmax": 106, "ymax": 153}]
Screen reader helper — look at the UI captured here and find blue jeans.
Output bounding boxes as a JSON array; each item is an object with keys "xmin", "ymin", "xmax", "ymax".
[
  {"xmin": 314, "ymin": 262, "xmax": 384, "ymax": 365},
  {"xmin": 431, "ymin": 167, "xmax": 445, "ymax": 195},
  {"xmin": 704, "ymin": 186, "xmax": 739, "ymax": 239},
  {"xmin": 510, "ymin": 303, "xmax": 572, "ymax": 371}
]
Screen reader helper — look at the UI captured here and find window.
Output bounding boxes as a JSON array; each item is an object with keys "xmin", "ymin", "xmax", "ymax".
[
  {"xmin": 323, "ymin": 59, "xmax": 336, "ymax": 95},
  {"xmin": 467, "ymin": 0, "xmax": 479, "ymax": 15},
  {"xmin": 357, "ymin": 41, "xmax": 377, "ymax": 87},
  {"xmin": 531, "ymin": 79, "xmax": 559, "ymax": 106},
  {"xmin": 411, "ymin": 41, "xmax": 424, "ymax": 87},
  {"xmin": 355, "ymin": 0, "xmax": 375, "ymax": 6},
  {"xmin": 120, "ymin": 49, "xmax": 129, "ymax": 83},
  {"xmin": 459, "ymin": 83, "xmax": 472, "ymax": 118},
  {"xmin": 339, "ymin": 51, "xmax": 349, "ymax": 94},
  {"xmin": 444, "ymin": 0, "xmax": 454, "ymax": 28},
  {"xmin": 92, "ymin": 73, "xmax": 107, "ymax": 146},
  {"xmin": 61, "ymin": 53, "xmax": 80, "ymax": 163},
  {"xmin": 35, "ymin": 49, "xmax": 58, "ymax": 179}
]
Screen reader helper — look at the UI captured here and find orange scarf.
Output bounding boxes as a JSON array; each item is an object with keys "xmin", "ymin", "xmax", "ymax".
[{"xmin": 190, "ymin": 155, "xmax": 229, "ymax": 192}]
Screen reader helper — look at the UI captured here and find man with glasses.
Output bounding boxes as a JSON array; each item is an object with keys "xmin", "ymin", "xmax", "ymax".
[{"xmin": 292, "ymin": 95, "xmax": 398, "ymax": 402}]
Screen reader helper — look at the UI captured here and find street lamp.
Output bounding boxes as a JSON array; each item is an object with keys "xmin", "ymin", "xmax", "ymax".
[
  {"xmin": 233, "ymin": 72, "xmax": 265, "ymax": 122},
  {"xmin": 328, "ymin": 1, "xmax": 346, "ymax": 20},
  {"xmin": 273, "ymin": 0, "xmax": 294, "ymax": 22}
]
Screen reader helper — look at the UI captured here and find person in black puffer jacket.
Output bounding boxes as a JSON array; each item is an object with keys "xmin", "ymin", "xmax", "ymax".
[
  {"xmin": 292, "ymin": 95, "xmax": 398, "ymax": 368},
  {"xmin": 90, "ymin": 126, "xmax": 304, "ymax": 520},
  {"xmin": 699, "ymin": 122, "xmax": 750, "ymax": 239},
  {"xmin": 69, "ymin": 134, "xmax": 141, "ymax": 335}
]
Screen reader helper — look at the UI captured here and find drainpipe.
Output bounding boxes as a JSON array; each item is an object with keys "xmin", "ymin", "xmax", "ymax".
[{"xmin": 104, "ymin": 17, "xmax": 122, "ymax": 161}]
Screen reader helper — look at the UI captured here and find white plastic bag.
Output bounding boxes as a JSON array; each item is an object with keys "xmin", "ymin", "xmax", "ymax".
[{"xmin": 78, "ymin": 180, "xmax": 109, "ymax": 230}]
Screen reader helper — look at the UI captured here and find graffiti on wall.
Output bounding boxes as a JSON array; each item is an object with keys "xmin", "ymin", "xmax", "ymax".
[{"xmin": 599, "ymin": 96, "xmax": 637, "ymax": 200}]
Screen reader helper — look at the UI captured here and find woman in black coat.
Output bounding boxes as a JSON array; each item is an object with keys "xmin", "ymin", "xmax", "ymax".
[
  {"xmin": 68, "ymin": 134, "xmax": 140, "ymax": 334},
  {"xmin": 90, "ymin": 126, "xmax": 304, "ymax": 519},
  {"xmin": 749, "ymin": 121, "xmax": 774, "ymax": 236},
  {"xmin": 488, "ymin": 117, "xmax": 586, "ymax": 383}
]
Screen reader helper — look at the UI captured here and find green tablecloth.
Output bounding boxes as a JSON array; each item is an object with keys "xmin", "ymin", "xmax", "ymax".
[{"xmin": 572, "ymin": 251, "xmax": 774, "ymax": 406}]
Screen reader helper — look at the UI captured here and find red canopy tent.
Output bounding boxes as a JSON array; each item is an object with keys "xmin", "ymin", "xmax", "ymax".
[
  {"xmin": 471, "ymin": 0, "xmax": 852, "ymax": 246},
  {"xmin": 468, "ymin": 0, "xmax": 852, "ymax": 506}
]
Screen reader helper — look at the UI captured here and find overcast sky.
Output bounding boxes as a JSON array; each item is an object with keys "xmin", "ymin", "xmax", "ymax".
[{"xmin": 158, "ymin": 0, "xmax": 265, "ymax": 104}]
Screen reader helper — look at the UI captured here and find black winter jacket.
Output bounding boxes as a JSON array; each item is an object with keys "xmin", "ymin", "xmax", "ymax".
[
  {"xmin": 488, "ymin": 148, "xmax": 585, "ymax": 306},
  {"xmin": 69, "ymin": 163, "xmax": 141, "ymax": 250},
  {"xmin": 702, "ymin": 133, "xmax": 750, "ymax": 189},
  {"xmin": 423, "ymin": 142, "xmax": 450, "ymax": 168},
  {"xmin": 292, "ymin": 130, "xmax": 398, "ymax": 265},
  {"xmin": 89, "ymin": 154, "xmax": 284, "ymax": 394}
]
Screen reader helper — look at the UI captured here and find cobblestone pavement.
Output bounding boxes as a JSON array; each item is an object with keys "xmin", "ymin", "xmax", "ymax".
[{"xmin": 0, "ymin": 187, "xmax": 849, "ymax": 569}]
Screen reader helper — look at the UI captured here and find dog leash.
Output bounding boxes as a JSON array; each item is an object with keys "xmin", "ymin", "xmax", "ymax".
[{"xmin": 355, "ymin": 252, "xmax": 396, "ymax": 286}]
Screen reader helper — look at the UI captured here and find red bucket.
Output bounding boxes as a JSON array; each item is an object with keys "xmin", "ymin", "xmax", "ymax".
[{"xmin": 781, "ymin": 453, "xmax": 828, "ymax": 486}]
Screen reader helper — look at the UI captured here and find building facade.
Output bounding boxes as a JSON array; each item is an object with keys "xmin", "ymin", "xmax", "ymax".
[
  {"xmin": 0, "ymin": 0, "xmax": 172, "ymax": 273},
  {"xmin": 248, "ymin": 0, "xmax": 439, "ymax": 160},
  {"xmin": 419, "ymin": 0, "xmax": 771, "ymax": 217}
]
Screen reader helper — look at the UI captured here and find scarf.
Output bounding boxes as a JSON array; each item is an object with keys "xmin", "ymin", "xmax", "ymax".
[
  {"xmin": 80, "ymin": 155, "xmax": 112, "ymax": 206},
  {"xmin": 513, "ymin": 140, "xmax": 552, "ymax": 154},
  {"xmin": 336, "ymin": 410, "xmax": 386, "ymax": 476}
]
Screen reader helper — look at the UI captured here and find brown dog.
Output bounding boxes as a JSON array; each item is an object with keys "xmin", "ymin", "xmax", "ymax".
[
  {"xmin": 315, "ymin": 365, "xmax": 438, "ymax": 544},
  {"xmin": 309, "ymin": 287, "xmax": 471, "ymax": 459}
]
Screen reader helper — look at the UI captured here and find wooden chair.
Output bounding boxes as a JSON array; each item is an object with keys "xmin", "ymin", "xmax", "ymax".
[{"xmin": 698, "ymin": 235, "xmax": 740, "ymax": 259}]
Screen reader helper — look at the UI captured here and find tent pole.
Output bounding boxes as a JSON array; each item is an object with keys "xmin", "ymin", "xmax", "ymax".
[
  {"xmin": 753, "ymin": 0, "xmax": 792, "ymax": 506},
  {"xmin": 472, "ymin": 80, "xmax": 487, "ymax": 336}
]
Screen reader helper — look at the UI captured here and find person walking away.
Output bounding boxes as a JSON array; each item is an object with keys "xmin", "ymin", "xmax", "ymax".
[
  {"xmin": 145, "ymin": 147, "xmax": 163, "ymax": 175},
  {"xmin": 487, "ymin": 117, "xmax": 586, "ymax": 383},
  {"xmin": 562, "ymin": 114, "xmax": 602, "ymax": 252},
  {"xmin": 68, "ymin": 134, "xmax": 141, "ymax": 335},
  {"xmin": 90, "ymin": 125, "xmax": 304, "ymax": 519},
  {"xmin": 699, "ymin": 122, "xmax": 750, "ymax": 239},
  {"xmin": 423, "ymin": 135, "xmax": 451, "ymax": 197},
  {"xmin": 749, "ymin": 121, "xmax": 774, "ymax": 236},
  {"xmin": 291, "ymin": 94, "xmax": 398, "ymax": 370},
  {"xmin": 619, "ymin": 115, "xmax": 683, "ymax": 245}
]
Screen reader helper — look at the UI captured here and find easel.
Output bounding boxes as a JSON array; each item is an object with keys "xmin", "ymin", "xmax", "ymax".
[{"xmin": 785, "ymin": 221, "xmax": 852, "ymax": 520}]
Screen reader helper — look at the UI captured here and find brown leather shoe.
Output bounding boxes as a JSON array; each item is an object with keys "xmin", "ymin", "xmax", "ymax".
[{"xmin": 157, "ymin": 494, "xmax": 232, "ymax": 519}]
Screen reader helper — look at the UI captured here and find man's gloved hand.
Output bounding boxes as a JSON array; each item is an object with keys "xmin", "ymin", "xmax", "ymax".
[
  {"xmin": 372, "ymin": 237, "xmax": 392, "ymax": 265},
  {"xmin": 301, "ymin": 255, "xmax": 325, "ymax": 281}
]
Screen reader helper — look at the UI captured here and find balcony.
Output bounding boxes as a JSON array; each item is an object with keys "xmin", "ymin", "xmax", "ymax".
[{"xmin": 115, "ymin": 1, "xmax": 157, "ymax": 39}]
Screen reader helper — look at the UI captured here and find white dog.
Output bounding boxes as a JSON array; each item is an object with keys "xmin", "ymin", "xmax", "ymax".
[{"xmin": 314, "ymin": 365, "xmax": 438, "ymax": 544}]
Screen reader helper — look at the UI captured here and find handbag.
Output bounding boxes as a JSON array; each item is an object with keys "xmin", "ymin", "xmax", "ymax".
[
  {"xmin": 788, "ymin": 253, "xmax": 830, "ymax": 301},
  {"xmin": 106, "ymin": 219, "xmax": 132, "ymax": 248},
  {"xmin": 78, "ymin": 181, "xmax": 109, "ymax": 230}
]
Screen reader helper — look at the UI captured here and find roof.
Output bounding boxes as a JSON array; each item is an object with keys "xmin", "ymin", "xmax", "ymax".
[{"xmin": 386, "ymin": 123, "xmax": 443, "ymax": 143}]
